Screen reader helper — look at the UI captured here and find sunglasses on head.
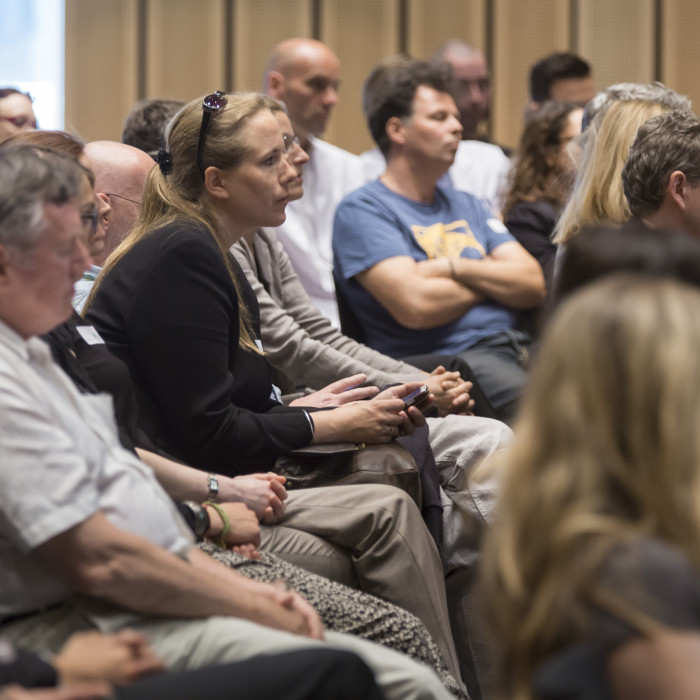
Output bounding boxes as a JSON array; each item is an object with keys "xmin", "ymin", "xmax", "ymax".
[{"xmin": 197, "ymin": 91, "xmax": 228, "ymax": 180}]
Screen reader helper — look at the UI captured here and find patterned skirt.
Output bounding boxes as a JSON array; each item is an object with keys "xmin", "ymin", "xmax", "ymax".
[{"xmin": 197, "ymin": 542, "xmax": 465, "ymax": 698}]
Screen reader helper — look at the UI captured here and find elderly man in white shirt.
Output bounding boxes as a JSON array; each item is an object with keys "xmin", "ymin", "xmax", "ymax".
[{"xmin": 0, "ymin": 144, "xmax": 454, "ymax": 700}]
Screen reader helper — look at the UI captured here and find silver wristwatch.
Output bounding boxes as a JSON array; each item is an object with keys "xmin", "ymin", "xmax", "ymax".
[{"xmin": 207, "ymin": 473, "xmax": 219, "ymax": 502}]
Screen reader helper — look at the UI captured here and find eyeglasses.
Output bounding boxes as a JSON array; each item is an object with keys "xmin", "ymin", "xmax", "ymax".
[
  {"xmin": 197, "ymin": 91, "xmax": 228, "ymax": 180},
  {"xmin": 81, "ymin": 210, "xmax": 98, "ymax": 238},
  {"xmin": 106, "ymin": 192, "xmax": 141, "ymax": 206},
  {"xmin": 0, "ymin": 115, "xmax": 37, "ymax": 129},
  {"xmin": 282, "ymin": 133, "xmax": 302, "ymax": 154}
]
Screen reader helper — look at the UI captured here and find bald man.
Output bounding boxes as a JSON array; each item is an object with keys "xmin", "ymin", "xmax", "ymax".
[
  {"xmin": 84, "ymin": 140, "xmax": 155, "ymax": 266},
  {"xmin": 432, "ymin": 41, "xmax": 490, "ymax": 143},
  {"xmin": 72, "ymin": 141, "xmax": 154, "ymax": 311},
  {"xmin": 264, "ymin": 39, "xmax": 365, "ymax": 326}
]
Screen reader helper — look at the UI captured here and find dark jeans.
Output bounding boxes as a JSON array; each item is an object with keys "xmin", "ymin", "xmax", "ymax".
[
  {"xmin": 457, "ymin": 330, "xmax": 531, "ymax": 425},
  {"xmin": 116, "ymin": 648, "xmax": 383, "ymax": 700}
]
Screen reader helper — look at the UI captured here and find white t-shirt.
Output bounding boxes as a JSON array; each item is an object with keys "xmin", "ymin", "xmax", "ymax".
[{"xmin": 0, "ymin": 320, "xmax": 193, "ymax": 618}]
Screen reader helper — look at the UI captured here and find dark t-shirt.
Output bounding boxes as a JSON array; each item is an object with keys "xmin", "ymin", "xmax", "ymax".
[{"xmin": 536, "ymin": 537, "xmax": 700, "ymax": 700}]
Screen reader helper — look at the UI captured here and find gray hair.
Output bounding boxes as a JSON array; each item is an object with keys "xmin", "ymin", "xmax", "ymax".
[
  {"xmin": 0, "ymin": 144, "xmax": 83, "ymax": 252},
  {"xmin": 582, "ymin": 82, "xmax": 690, "ymax": 132},
  {"xmin": 622, "ymin": 109, "xmax": 700, "ymax": 218}
]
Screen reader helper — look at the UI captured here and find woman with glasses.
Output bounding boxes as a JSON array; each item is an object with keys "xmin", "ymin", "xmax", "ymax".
[
  {"xmin": 502, "ymin": 101, "xmax": 582, "ymax": 288},
  {"xmin": 0, "ymin": 88, "xmax": 38, "ymax": 142}
]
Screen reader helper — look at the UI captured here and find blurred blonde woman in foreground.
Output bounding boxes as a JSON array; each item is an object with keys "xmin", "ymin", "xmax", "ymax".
[{"xmin": 481, "ymin": 274, "xmax": 700, "ymax": 700}]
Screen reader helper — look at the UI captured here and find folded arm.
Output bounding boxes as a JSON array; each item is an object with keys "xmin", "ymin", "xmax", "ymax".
[
  {"xmin": 35, "ymin": 512, "xmax": 320, "ymax": 638},
  {"xmin": 356, "ymin": 255, "xmax": 484, "ymax": 329},
  {"xmin": 416, "ymin": 241, "xmax": 546, "ymax": 309}
]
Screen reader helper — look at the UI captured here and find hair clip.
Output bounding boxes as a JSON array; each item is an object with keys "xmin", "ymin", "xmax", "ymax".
[{"xmin": 157, "ymin": 148, "xmax": 173, "ymax": 175}]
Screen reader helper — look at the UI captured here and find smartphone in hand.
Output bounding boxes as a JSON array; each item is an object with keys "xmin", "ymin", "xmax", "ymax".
[{"xmin": 402, "ymin": 384, "xmax": 430, "ymax": 410}]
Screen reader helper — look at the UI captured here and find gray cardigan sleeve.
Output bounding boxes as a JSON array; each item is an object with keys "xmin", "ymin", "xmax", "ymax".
[{"xmin": 231, "ymin": 230, "xmax": 426, "ymax": 390}]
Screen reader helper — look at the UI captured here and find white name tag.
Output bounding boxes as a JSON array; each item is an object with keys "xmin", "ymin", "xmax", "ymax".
[
  {"xmin": 487, "ymin": 217, "xmax": 509, "ymax": 234},
  {"xmin": 76, "ymin": 325, "xmax": 105, "ymax": 346}
]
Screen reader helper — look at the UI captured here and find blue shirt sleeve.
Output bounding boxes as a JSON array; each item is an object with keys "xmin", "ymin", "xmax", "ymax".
[{"xmin": 333, "ymin": 190, "xmax": 419, "ymax": 281}]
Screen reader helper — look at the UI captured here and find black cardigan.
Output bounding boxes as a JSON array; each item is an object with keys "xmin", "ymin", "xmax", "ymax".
[{"xmin": 86, "ymin": 220, "xmax": 314, "ymax": 474}]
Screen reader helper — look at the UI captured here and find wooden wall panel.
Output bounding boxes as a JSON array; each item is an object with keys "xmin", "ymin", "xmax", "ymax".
[
  {"xmin": 65, "ymin": 0, "xmax": 139, "ymax": 142},
  {"xmin": 233, "ymin": 0, "xmax": 313, "ymax": 92},
  {"xmin": 662, "ymin": 0, "xmax": 700, "ymax": 109},
  {"xmin": 577, "ymin": 0, "xmax": 654, "ymax": 92},
  {"xmin": 145, "ymin": 0, "xmax": 226, "ymax": 101},
  {"xmin": 62, "ymin": 1, "xmax": 699, "ymax": 156},
  {"xmin": 321, "ymin": 0, "xmax": 400, "ymax": 154},
  {"xmin": 492, "ymin": 0, "xmax": 569, "ymax": 150},
  {"xmin": 406, "ymin": 0, "xmax": 486, "ymax": 59}
]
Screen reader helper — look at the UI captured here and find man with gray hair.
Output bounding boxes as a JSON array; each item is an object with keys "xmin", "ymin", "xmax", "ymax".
[
  {"xmin": 0, "ymin": 144, "xmax": 456, "ymax": 700},
  {"xmin": 622, "ymin": 109, "xmax": 700, "ymax": 238}
]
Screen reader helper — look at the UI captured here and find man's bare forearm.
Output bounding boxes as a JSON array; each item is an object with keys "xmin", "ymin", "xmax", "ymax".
[{"xmin": 36, "ymin": 513, "xmax": 304, "ymax": 633}]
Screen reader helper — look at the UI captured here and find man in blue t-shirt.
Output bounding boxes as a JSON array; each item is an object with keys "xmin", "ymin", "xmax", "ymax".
[{"xmin": 333, "ymin": 59, "xmax": 545, "ymax": 422}]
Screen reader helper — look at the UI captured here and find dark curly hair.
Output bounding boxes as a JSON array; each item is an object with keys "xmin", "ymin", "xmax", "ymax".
[{"xmin": 502, "ymin": 101, "xmax": 580, "ymax": 218}]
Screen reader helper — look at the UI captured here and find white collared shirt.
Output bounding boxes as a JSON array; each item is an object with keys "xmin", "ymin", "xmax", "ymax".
[{"xmin": 0, "ymin": 320, "xmax": 193, "ymax": 618}]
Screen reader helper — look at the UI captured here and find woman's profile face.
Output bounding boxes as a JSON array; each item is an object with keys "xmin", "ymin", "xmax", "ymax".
[
  {"xmin": 274, "ymin": 110, "xmax": 309, "ymax": 202},
  {"xmin": 216, "ymin": 109, "xmax": 296, "ymax": 236},
  {"xmin": 553, "ymin": 107, "xmax": 583, "ymax": 173}
]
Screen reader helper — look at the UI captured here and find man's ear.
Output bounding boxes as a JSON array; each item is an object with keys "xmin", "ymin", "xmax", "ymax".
[
  {"xmin": 668, "ymin": 170, "xmax": 688, "ymax": 210},
  {"xmin": 96, "ymin": 192, "xmax": 110, "ymax": 232},
  {"xmin": 203, "ymin": 167, "xmax": 230, "ymax": 201},
  {"xmin": 267, "ymin": 71, "xmax": 285, "ymax": 99},
  {"xmin": 385, "ymin": 116, "xmax": 406, "ymax": 147}
]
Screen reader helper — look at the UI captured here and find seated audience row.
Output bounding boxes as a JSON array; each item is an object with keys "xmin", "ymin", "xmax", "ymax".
[{"xmin": 0, "ymin": 141, "xmax": 460, "ymax": 698}]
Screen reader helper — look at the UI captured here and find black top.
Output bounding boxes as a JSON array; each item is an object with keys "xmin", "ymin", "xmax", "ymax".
[
  {"xmin": 86, "ymin": 220, "xmax": 314, "ymax": 474},
  {"xmin": 43, "ymin": 310, "xmax": 157, "ymax": 453},
  {"xmin": 536, "ymin": 537, "xmax": 700, "ymax": 700},
  {"xmin": 504, "ymin": 199, "xmax": 558, "ymax": 289}
]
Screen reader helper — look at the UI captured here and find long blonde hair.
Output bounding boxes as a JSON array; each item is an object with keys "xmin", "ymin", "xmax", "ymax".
[
  {"xmin": 554, "ymin": 100, "xmax": 670, "ymax": 244},
  {"xmin": 86, "ymin": 91, "xmax": 279, "ymax": 353},
  {"xmin": 480, "ymin": 274, "xmax": 700, "ymax": 700}
]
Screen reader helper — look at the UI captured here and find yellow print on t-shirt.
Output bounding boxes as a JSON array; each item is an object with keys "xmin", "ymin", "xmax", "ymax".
[{"xmin": 411, "ymin": 220, "xmax": 486, "ymax": 259}]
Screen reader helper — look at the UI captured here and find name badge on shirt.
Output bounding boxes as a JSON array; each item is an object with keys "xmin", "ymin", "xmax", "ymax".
[
  {"xmin": 487, "ymin": 218, "xmax": 509, "ymax": 234},
  {"xmin": 76, "ymin": 325, "xmax": 105, "ymax": 346},
  {"xmin": 255, "ymin": 338, "xmax": 282, "ymax": 403}
]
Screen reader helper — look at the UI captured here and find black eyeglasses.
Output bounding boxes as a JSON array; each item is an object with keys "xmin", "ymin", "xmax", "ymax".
[
  {"xmin": 81, "ymin": 210, "xmax": 98, "ymax": 238},
  {"xmin": 106, "ymin": 192, "xmax": 141, "ymax": 206},
  {"xmin": 197, "ymin": 91, "xmax": 228, "ymax": 180}
]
